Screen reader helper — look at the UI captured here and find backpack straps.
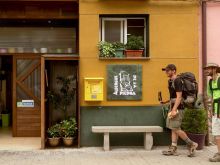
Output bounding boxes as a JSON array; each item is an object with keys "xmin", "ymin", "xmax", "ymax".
[
  {"xmin": 209, "ymin": 77, "xmax": 220, "ymax": 95},
  {"xmin": 218, "ymin": 76, "xmax": 220, "ymax": 89},
  {"xmin": 213, "ymin": 99, "xmax": 220, "ymax": 118},
  {"xmin": 209, "ymin": 77, "xmax": 220, "ymax": 118},
  {"xmin": 209, "ymin": 79, "xmax": 213, "ymax": 97}
]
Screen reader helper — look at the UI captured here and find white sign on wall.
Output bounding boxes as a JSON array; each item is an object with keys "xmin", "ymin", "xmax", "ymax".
[{"xmin": 17, "ymin": 100, "xmax": 34, "ymax": 107}]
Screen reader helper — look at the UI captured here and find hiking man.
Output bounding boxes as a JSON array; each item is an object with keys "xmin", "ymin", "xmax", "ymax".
[
  {"xmin": 161, "ymin": 64, "xmax": 198, "ymax": 156},
  {"xmin": 204, "ymin": 63, "xmax": 220, "ymax": 162}
]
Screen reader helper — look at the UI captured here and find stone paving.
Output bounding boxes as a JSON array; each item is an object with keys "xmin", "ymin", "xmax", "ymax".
[{"xmin": 0, "ymin": 145, "xmax": 218, "ymax": 165}]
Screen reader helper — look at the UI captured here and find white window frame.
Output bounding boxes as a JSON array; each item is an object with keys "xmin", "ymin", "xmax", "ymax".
[
  {"xmin": 101, "ymin": 18, "xmax": 126, "ymax": 43},
  {"xmin": 100, "ymin": 17, "xmax": 146, "ymax": 47}
]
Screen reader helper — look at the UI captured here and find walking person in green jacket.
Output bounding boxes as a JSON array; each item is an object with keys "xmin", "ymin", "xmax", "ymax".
[{"xmin": 204, "ymin": 63, "xmax": 220, "ymax": 162}]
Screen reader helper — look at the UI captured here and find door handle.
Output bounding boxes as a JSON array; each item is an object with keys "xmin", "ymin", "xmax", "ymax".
[{"xmin": 45, "ymin": 69, "xmax": 48, "ymax": 87}]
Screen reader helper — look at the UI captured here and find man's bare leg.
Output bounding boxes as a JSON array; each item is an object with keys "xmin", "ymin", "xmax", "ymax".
[
  {"xmin": 176, "ymin": 129, "xmax": 198, "ymax": 157},
  {"xmin": 162, "ymin": 130, "xmax": 179, "ymax": 156},
  {"xmin": 217, "ymin": 138, "xmax": 220, "ymax": 153},
  {"xmin": 210, "ymin": 137, "xmax": 220, "ymax": 162}
]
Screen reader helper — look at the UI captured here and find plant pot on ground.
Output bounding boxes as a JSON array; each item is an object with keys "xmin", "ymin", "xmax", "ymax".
[
  {"xmin": 125, "ymin": 36, "xmax": 144, "ymax": 57},
  {"xmin": 61, "ymin": 117, "xmax": 77, "ymax": 147},
  {"xmin": 47, "ymin": 123, "xmax": 61, "ymax": 147},
  {"xmin": 112, "ymin": 42, "xmax": 125, "ymax": 58},
  {"xmin": 1, "ymin": 109, "xmax": 9, "ymax": 127},
  {"xmin": 98, "ymin": 41, "xmax": 116, "ymax": 58},
  {"xmin": 182, "ymin": 108, "xmax": 208, "ymax": 150}
]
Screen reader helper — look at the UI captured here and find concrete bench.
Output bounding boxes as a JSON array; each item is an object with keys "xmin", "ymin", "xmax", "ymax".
[{"xmin": 92, "ymin": 126, "xmax": 163, "ymax": 151}]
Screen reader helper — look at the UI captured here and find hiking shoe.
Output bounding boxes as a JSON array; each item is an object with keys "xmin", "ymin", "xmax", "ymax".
[
  {"xmin": 162, "ymin": 146, "xmax": 179, "ymax": 156},
  {"xmin": 187, "ymin": 142, "xmax": 198, "ymax": 157},
  {"xmin": 209, "ymin": 153, "xmax": 220, "ymax": 162}
]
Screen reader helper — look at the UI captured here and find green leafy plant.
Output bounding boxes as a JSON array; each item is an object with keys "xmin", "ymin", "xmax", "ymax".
[
  {"xmin": 126, "ymin": 36, "xmax": 144, "ymax": 50},
  {"xmin": 47, "ymin": 76, "xmax": 76, "ymax": 119},
  {"xmin": 112, "ymin": 42, "xmax": 126, "ymax": 50},
  {"xmin": 182, "ymin": 109, "xmax": 208, "ymax": 134},
  {"xmin": 47, "ymin": 123, "xmax": 61, "ymax": 138},
  {"xmin": 60, "ymin": 117, "xmax": 77, "ymax": 138},
  {"xmin": 98, "ymin": 41, "xmax": 116, "ymax": 57}
]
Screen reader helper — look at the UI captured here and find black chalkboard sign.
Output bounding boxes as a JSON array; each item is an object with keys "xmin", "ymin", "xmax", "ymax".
[{"xmin": 107, "ymin": 64, "xmax": 142, "ymax": 100}]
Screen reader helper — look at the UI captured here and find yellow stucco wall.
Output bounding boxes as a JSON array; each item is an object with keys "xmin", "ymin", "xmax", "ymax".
[{"xmin": 79, "ymin": 0, "xmax": 199, "ymax": 106}]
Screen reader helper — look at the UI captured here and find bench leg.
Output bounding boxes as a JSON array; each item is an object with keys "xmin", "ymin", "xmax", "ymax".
[
  {"xmin": 103, "ymin": 132, "xmax": 110, "ymax": 151},
  {"xmin": 144, "ymin": 133, "xmax": 153, "ymax": 150}
]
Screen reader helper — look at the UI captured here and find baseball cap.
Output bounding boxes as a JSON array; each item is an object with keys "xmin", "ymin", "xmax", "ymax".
[{"xmin": 162, "ymin": 64, "xmax": 177, "ymax": 71}]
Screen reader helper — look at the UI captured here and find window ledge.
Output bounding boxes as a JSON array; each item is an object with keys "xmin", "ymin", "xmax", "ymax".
[{"xmin": 99, "ymin": 57, "xmax": 150, "ymax": 60}]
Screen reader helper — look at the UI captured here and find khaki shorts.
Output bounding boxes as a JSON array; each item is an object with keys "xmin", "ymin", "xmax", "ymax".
[
  {"xmin": 212, "ymin": 116, "xmax": 220, "ymax": 136},
  {"xmin": 166, "ymin": 110, "xmax": 184, "ymax": 130}
]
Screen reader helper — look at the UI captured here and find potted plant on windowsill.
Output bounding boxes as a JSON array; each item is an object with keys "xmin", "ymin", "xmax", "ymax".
[
  {"xmin": 60, "ymin": 117, "xmax": 77, "ymax": 146},
  {"xmin": 98, "ymin": 41, "xmax": 116, "ymax": 58},
  {"xmin": 125, "ymin": 35, "xmax": 144, "ymax": 57},
  {"xmin": 182, "ymin": 108, "xmax": 208, "ymax": 150},
  {"xmin": 112, "ymin": 42, "xmax": 125, "ymax": 58},
  {"xmin": 47, "ymin": 123, "xmax": 61, "ymax": 147}
]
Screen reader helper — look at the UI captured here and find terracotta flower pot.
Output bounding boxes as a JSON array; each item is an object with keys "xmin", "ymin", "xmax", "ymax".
[
  {"xmin": 63, "ymin": 137, "xmax": 74, "ymax": 146},
  {"xmin": 186, "ymin": 132, "xmax": 206, "ymax": 150},
  {"xmin": 48, "ymin": 137, "xmax": 60, "ymax": 147},
  {"xmin": 125, "ymin": 50, "xmax": 143, "ymax": 57}
]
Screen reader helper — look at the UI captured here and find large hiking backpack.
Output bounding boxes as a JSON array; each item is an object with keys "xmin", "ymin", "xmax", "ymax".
[{"xmin": 177, "ymin": 72, "xmax": 198, "ymax": 105}]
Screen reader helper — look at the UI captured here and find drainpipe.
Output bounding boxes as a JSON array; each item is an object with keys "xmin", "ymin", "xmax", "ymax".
[
  {"xmin": 201, "ymin": 0, "xmax": 209, "ymax": 146},
  {"xmin": 202, "ymin": 0, "xmax": 207, "ymax": 95}
]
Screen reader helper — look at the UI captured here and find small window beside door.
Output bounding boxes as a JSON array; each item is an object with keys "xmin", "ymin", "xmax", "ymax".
[{"xmin": 99, "ymin": 15, "xmax": 149, "ymax": 59}]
